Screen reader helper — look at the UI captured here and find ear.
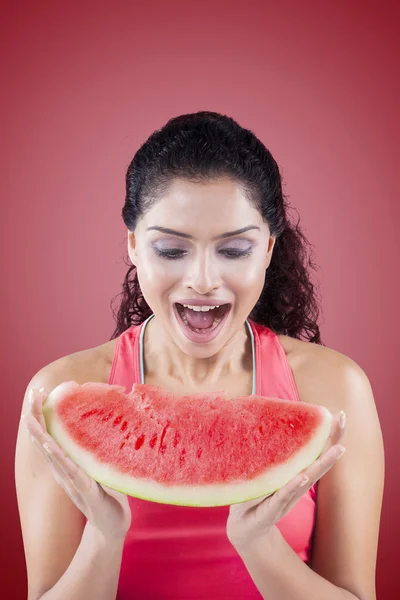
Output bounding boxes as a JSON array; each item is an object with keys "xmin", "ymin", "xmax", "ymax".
[
  {"xmin": 265, "ymin": 236, "xmax": 276, "ymax": 269},
  {"xmin": 127, "ymin": 231, "xmax": 138, "ymax": 266}
]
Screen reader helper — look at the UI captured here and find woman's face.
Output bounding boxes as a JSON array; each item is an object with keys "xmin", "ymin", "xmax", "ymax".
[{"xmin": 128, "ymin": 176, "xmax": 275, "ymax": 358}]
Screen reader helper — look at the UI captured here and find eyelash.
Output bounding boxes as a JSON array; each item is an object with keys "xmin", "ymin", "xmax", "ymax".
[{"xmin": 153, "ymin": 248, "xmax": 253, "ymax": 260}]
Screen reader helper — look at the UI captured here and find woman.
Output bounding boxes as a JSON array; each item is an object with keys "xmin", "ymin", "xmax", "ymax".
[{"xmin": 16, "ymin": 111, "xmax": 384, "ymax": 600}]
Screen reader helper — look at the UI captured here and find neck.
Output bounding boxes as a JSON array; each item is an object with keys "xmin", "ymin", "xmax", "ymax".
[{"xmin": 142, "ymin": 315, "xmax": 252, "ymax": 391}]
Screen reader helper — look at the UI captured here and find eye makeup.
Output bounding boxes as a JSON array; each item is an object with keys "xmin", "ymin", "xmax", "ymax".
[{"xmin": 152, "ymin": 245, "xmax": 253, "ymax": 260}]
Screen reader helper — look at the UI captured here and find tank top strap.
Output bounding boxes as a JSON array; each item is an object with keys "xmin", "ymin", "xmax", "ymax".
[
  {"xmin": 249, "ymin": 319, "xmax": 316, "ymax": 500},
  {"xmin": 108, "ymin": 322, "xmax": 142, "ymax": 392},
  {"xmin": 248, "ymin": 319, "xmax": 302, "ymax": 402}
]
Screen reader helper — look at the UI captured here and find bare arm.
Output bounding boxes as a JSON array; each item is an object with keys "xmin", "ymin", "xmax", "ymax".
[
  {"xmin": 39, "ymin": 524, "xmax": 125, "ymax": 600},
  {"xmin": 15, "ymin": 355, "xmax": 130, "ymax": 600}
]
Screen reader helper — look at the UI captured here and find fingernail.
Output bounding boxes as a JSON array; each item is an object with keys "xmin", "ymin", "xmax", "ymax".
[
  {"xmin": 339, "ymin": 411, "xmax": 346, "ymax": 429},
  {"xmin": 43, "ymin": 442, "xmax": 52, "ymax": 455},
  {"xmin": 337, "ymin": 446, "xmax": 346, "ymax": 459},
  {"xmin": 300, "ymin": 475, "xmax": 309, "ymax": 486},
  {"xmin": 39, "ymin": 387, "xmax": 45, "ymax": 395}
]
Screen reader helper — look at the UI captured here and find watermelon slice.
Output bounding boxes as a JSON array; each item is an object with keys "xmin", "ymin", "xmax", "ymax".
[{"xmin": 42, "ymin": 382, "xmax": 332, "ymax": 507}]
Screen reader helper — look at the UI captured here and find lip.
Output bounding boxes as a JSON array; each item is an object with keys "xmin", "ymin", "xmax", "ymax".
[
  {"xmin": 174, "ymin": 299, "xmax": 231, "ymax": 306},
  {"xmin": 172, "ymin": 302, "xmax": 231, "ymax": 344}
]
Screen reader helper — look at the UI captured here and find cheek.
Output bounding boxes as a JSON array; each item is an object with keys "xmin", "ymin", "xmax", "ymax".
[
  {"xmin": 136, "ymin": 254, "xmax": 180, "ymax": 298},
  {"xmin": 225, "ymin": 261, "xmax": 266, "ymax": 293}
]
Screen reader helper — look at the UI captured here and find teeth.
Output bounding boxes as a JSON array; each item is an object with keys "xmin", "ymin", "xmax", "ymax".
[{"xmin": 182, "ymin": 304, "xmax": 220, "ymax": 312}]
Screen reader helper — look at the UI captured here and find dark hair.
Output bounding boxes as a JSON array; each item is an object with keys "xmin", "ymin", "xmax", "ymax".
[{"xmin": 110, "ymin": 111, "xmax": 324, "ymax": 345}]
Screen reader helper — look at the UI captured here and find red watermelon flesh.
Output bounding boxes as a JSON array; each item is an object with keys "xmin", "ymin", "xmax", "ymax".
[{"xmin": 42, "ymin": 381, "xmax": 332, "ymax": 507}]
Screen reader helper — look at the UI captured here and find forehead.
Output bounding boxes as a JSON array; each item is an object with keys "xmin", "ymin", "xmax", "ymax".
[{"xmin": 139, "ymin": 177, "xmax": 265, "ymax": 234}]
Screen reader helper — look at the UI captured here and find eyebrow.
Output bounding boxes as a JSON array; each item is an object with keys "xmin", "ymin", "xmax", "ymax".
[{"xmin": 146, "ymin": 225, "xmax": 260, "ymax": 239}]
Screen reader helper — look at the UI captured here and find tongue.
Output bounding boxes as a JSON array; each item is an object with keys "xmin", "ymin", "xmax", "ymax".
[{"xmin": 184, "ymin": 307, "xmax": 215, "ymax": 329}]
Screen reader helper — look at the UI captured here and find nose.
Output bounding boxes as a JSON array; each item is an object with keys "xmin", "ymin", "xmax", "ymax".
[{"xmin": 185, "ymin": 250, "xmax": 221, "ymax": 295}]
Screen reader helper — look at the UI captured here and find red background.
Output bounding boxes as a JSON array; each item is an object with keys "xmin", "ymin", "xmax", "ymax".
[{"xmin": 1, "ymin": 1, "xmax": 398, "ymax": 598}]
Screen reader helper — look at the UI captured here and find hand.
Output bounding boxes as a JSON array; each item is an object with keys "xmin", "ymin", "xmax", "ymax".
[
  {"xmin": 21, "ymin": 387, "xmax": 132, "ymax": 541},
  {"xmin": 226, "ymin": 410, "xmax": 346, "ymax": 552}
]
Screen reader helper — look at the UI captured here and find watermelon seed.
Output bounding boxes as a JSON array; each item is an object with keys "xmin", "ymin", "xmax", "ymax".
[
  {"xmin": 81, "ymin": 409, "xmax": 98, "ymax": 419},
  {"xmin": 135, "ymin": 434, "xmax": 145, "ymax": 450},
  {"xmin": 197, "ymin": 448, "xmax": 203, "ymax": 458},
  {"xmin": 113, "ymin": 415, "xmax": 123, "ymax": 426},
  {"xmin": 121, "ymin": 420, "xmax": 128, "ymax": 432},
  {"xmin": 149, "ymin": 433, "xmax": 158, "ymax": 448},
  {"xmin": 102, "ymin": 412, "xmax": 113, "ymax": 422},
  {"xmin": 119, "ymin": 442, "xmax": 126, "ymax": 450},
  {"xmin": 159, "ymin": 422, "xmax": 170, "ymax": 450}
]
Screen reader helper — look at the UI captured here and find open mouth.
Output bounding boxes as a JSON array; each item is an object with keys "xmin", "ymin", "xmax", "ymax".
[{"xmin": 173, "ymin": 303, "xmax": 231, "ymax": 341}]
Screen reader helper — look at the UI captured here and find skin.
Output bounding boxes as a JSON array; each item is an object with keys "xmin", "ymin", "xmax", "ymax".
[
  {"xmin": 127, "ymin": 176, "xmax": 275, "ymax": 390},
  {"xmin": 16, "ymin": 176, "xmax": 384, "ymax": 600}
]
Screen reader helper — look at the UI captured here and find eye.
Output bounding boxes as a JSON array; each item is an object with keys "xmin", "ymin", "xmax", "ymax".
[
  {"xmin": 219, "ymin": 248, "xmax": 253, "ymax": 259},
  {"xmin": 153, "ymin": 248, "xmax": 187, "ymax": 260},
  {"xmin": 153, "ymin": 247, "xmax": 253, "ymax": 260}
]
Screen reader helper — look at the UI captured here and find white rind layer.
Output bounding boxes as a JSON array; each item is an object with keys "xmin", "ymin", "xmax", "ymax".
[{"xmin": 43, "ymin": 382, "xmax": 333, "ymax": 507}]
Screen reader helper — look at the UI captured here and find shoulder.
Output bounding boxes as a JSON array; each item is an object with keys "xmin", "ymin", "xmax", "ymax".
[
  {"xmin": 25, "ymin": 338, "xmax": 118, "ymax": 409},
  {"xmin": 276, "ymin": 333, "xmax": 373, "ymax": 414}
]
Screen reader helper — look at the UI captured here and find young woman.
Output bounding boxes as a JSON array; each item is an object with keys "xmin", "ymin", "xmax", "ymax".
[{"xmin": 16, "ymin": 111, "xmax": 384, "ymax": 600}]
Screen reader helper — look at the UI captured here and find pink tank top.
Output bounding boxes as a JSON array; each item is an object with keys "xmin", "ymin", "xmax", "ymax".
[{"xmin": 109, "ymin": 317, "xmax": 317, "ymax": 599}]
